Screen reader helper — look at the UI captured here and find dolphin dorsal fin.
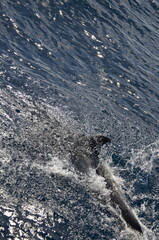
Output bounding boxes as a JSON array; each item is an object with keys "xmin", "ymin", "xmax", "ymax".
[
  {"xmin": 74, "ymin": 134, "xmax": 111, "ymax": 153},
  {"xmin": 86, "ymin": 135, "xmax": 111, "ymax": 150},
  {"xmin": 71, "ymin": 135, "xmax": 111, "ymax": 172}
]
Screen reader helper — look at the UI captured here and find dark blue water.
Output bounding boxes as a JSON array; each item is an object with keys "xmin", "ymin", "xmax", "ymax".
[{"xmin": 0, "ymin": 0, "xmax": 159, "ymax": 239}]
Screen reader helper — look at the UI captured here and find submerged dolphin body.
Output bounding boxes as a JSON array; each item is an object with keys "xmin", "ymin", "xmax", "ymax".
[{"xmin": 72, "ymin": 135, "xmax": 143, "ymax": 234}]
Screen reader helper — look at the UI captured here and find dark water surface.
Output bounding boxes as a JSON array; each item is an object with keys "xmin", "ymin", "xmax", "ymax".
[{"xmin": 0, "ymin": 0, "xmax": 159, "ymax": 239}]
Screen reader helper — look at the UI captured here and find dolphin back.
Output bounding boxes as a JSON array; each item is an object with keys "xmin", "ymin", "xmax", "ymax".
[{"xmin": 96, "ymin": 164, "xmax": 143, "ymax": 234}]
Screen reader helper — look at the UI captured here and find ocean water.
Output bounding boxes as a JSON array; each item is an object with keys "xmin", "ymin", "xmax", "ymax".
[{"xmin": 0, "ymin": 0, "xmax": 159, "ymax": 239}]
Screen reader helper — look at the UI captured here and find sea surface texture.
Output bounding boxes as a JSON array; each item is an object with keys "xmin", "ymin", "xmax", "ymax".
[{"xmin": 0, "ymin": 0, "xmax": 159, "ymax": 239}]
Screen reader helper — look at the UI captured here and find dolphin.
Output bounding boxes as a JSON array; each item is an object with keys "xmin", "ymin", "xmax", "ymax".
[{"xmin": 71, "ymin": 135, "xmax": 143, "ymax": 234}]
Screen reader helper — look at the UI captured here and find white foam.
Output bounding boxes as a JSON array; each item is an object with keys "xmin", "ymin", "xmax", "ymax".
[
  {"xmin": 32, "ymin": 154, "xmax": 75, "ymax": 178},
  {"xmin": 129, "ymin": 139, "xmax": 159, "ymax": 172}
]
